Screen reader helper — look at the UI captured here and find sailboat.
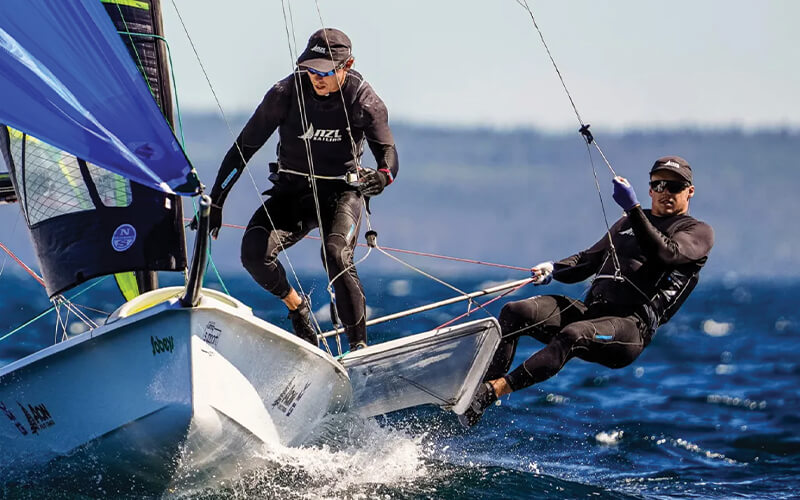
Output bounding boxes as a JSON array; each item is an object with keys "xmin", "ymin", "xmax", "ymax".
[{"xmin": 0, "ymin": 0, "xmax": 503, "ymax": 483}]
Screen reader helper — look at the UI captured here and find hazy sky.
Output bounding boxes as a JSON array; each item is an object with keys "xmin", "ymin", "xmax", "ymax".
[{"xmin": 162, "ymin": 0, "xmax": 798, "ymax": 132}]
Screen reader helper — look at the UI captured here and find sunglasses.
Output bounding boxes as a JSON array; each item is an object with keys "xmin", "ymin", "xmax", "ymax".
[
  {"xmin": 649, "ymin": 180, "xmax": 690, "ymax": 193},
  {"xmin": 305, "ymin": 66, "xmax": 340, "ymax": 77}
]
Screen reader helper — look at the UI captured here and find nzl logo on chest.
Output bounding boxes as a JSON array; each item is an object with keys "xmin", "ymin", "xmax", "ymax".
[
  {"xmin": 151, "ymin": 335, "xmax": 174, "ymax": 355},
  {"xmin": 298, "ymin": 124, "xmax": 343, "ymax": 142}
]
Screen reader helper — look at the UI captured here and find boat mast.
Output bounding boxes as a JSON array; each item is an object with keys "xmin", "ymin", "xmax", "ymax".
[{"xmin": 181, "ymin": 194, "xmax": 211, "ymax": 307}]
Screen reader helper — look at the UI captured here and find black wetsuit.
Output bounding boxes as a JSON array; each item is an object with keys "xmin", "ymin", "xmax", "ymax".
[
  {"xmin": 208, "ymin": 69, "xmax": 398, "ymax": 346},
  {"xmin": 486, "ymin": 206, "xmax": 714, "ymax": 391}
]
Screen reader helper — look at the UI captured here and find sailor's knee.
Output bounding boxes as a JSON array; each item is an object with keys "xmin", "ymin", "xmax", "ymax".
[
  {"xmin": 500, "ymin": 297, "xmax": 541, "ymax": 329},
  {"xmin": 499, "ymin": 301, "xmax": 525, "ymax": 330},
  {"xmin": 557, "ymin": 322, "xmax": 588, "ymax": 346},
  {"xmin": 323, "ymin": 234, "xmax": 352, "ymax": 268},
  {"xmin": 240, "ymin": 231, "xmax": 273, "ymax": 271}
]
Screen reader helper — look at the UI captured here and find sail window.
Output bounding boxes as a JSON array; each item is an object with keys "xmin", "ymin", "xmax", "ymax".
[
  {"xmin": 87, "ymin": 163, "xmax": 133, "ymax": 208},
  {"xmin": 19, "ymin": 136, "xmax": 94, "ymax": 225},
  {"xmin": 2, "ymin": 129, "xmax": 133, "ymax": 226},
  {"xmin": 6, "ymin": 128, "xmax": 25, "ymax": 209}
]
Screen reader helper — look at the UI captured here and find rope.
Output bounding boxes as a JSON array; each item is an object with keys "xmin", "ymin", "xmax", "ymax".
[
  {"xmin": 375, "ymin": 245, "xmax": 471, "ymax": 298},
  {"xmin": 310, "ymin": 2, "xmax": 373, "ymax": 236},
  {"xmin": 0, "ymin": 241, "xmax": 44, "ymax": 287},
  {"xmin": 168, "ymin": 0, "xmax": 318, "ymax": 343},
  {"xmin": 0, "ymin": 211, "xmax": 24, "ymax": 279},
  {"xmin": 515, "ymin": 0, "xmax": 622, "ymax": 277},
  {"xmin": 435, "ymin": 278, "xmax": 532, "ymax": 330},
  {"xmin": 284, "ymin": 3, "xmax": 372, "ymax": 334},
  {"xmin": 186, "ymin": 219, "xmax": 530, "ymax": 272},
  {"xmin": 278, "ymin": 0, "xmax": 336, "ymax": 355},
  {"xmin": 0, "ymin": 276, "xmax": 110, "ymax": 344},
  {"xmin": 189, "ymin": 198, "xmax": 230, "ymax": 295}
]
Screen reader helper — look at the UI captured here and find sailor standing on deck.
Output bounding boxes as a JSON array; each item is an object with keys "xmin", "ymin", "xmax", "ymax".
[
  {"xmin": 461, "ymin": 156, "xmax": 714, "ymax": 427},
  {"xmin": 197, "ymin": 29, "xmax": 398, "ymax": 351}
]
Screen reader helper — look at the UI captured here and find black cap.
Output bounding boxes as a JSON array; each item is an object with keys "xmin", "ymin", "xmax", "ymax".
[
  {"xmin": 296, "ymin": 28, "xmax": 352, "ymax": 72},
  {"xmin": 650, "ymin": 155, "xmax": 693, "ymax": 184}
]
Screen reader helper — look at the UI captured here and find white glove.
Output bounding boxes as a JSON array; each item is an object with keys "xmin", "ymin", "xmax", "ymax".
[{"xmin": 531, "ymin": 261, "xmax": 554, "ymax": 286}]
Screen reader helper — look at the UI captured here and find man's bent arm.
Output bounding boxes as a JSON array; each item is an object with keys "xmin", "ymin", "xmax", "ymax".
[
  {"xmin": 366, "ymin": 141, "xmax": 398, "ymax": 182},
  {"xmin": 361, "ymin": 90, "xmax": 399, "ymax": 182},
  {"xmin": 626, "ymin": 206, "xmax": 714, "ymax": 265},
  {"xmin": 551, "ymin": 230, "xmax": 612, "ymax": 283},
  {"xmin": 209, "ymin": 80, "xmax": 290, "ymax": 204}
]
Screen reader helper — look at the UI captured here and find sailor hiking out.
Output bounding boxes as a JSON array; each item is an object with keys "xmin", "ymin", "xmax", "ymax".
[
  {"xmin": 197, "ymin": 28, "xmax": 398, "ymax": 350},
  {"xmin": 461, "ymin": 156, "xmax": 714, "ymax": 427}
]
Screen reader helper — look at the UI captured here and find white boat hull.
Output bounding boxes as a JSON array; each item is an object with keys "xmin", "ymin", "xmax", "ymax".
[
  {"xmin": 342, "ymin": 317, "xmax": 501, "ymax": 417},
  {"xmin": 0, "ymin": 287, "xmax": 350, "ymax": 481}
]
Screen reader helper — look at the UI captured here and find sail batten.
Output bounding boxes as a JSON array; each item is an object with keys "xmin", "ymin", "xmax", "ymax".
[{"xmin": 0, "ymin": 0, "xmax": 198, "ymax": 195}]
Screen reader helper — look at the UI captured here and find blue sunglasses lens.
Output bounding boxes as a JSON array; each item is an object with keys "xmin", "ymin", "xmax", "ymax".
[{"xmin": 306, "ymin": 67, "xmax": 336, "ymax": 77}]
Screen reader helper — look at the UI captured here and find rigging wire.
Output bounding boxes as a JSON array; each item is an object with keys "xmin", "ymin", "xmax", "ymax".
[
  {"xmin": 196, "ymin": 220, "xmax": 531, "ymax": 272},
  {"xmin": 0, "ymin": 211, "xmax": 23, "ymax": 279},
  {"xmin": 282, "ymin": 0, "xmax": 374, "ymax": 341},
  {"xmin": 279, "ymin": 0, "xmax": 336, "ymax": 301},
  {"xmin": 168, "ymin": 0, "xmax": 315, "ymax": 335},
  {"xmin": 311, "ymin": 1, "xmax": 370, "ymax": 219},
  {"xmin": 0, "ymin": 276, "xmax": 111, "ymax": 344},
  {"xmin": 0, "ymin": 241, "xmax": 44, "ymax": 286},
  {"xmin": 515, "ymin": 0, "xmax": 623, "ymax": 278},
  {"xmin": 434, "ymin": 278, "xmax": 532, "ymax": 331},
  {"xmin": 278, "ymin": 0, "xmax": 337, "ymax": 353}
]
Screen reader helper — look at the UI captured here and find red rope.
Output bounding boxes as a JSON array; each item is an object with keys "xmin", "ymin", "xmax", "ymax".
[
  {"xmin": 434, "ymin": 279, "xmax": 533, "ymax": 330},
  {"xmin": 186, "ymin": 219, "xmax": 530, "ymax": 272},
  {"xmin": 0, "ymin": 241, "xmax": 45, "ymax": 287}
]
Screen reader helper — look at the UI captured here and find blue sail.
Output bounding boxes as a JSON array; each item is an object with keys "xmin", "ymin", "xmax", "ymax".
[{"xmin": 0, "ymin": 0, "xmax": 198, "ymax": 195}]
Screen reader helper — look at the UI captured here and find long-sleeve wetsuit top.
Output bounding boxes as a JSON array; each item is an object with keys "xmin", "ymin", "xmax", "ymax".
[
  {"xmin": 551, "ymin": 206, "xmax": 714, "ymax": 327},
  {"xmin": 209, "ymin": 69, "xmax": 398, "ymax": 204}
]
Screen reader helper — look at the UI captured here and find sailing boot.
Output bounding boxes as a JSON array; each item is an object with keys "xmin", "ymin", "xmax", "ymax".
[
  {"xmin": 346, "ymin": 320, "xmax": 368, "ymax": 352},
  {"xmin": 287, "ymin": 297, "xmax": 317, "ymax": 345},
  {"xmin": 458, "ymin": 382, "xmax": 498, "ymax": 428}
]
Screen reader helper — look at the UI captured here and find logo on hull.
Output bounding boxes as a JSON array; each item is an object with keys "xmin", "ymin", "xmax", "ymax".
[
  {"xmin": 1, "ymin": 400, "xmax": 55, "ymax": 436},
  {"xmin": 202, "ymin": 322, "xmax": 222, "ymax": 348},
  {"xmin": 151, "ymin": 335, "xmax": 174, "ymax": 355},
  {"xmin": 272, "ymin": 377, "xmax": 311, "ymax": 417}
]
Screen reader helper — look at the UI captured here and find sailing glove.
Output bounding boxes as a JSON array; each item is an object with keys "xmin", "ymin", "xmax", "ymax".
[
  {"xmin": 612, "ymin": 176, "xmax": 639, "ymax": 211},
  {"xmin": 531, "ymin": 261, "xmax": 554, "ymax": 286},
  {"xmin": 358, "ymin": 168, "xmax": 390, "ymax": 197},
  {"xmin": 189, "ymin": 202, "xmax": 223, "ymax": 239}
]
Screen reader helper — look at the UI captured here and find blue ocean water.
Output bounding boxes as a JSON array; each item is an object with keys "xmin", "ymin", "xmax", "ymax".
[{"xmin": 1, "ymin": 269, "xmax": 798, "ymax": 499}]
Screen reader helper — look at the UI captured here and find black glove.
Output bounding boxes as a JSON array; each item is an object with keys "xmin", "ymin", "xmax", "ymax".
[
  {"xmin": 189, "ymin": 202, "xmax": 223, "ymax": 239},
  {"xmin": 358, "ymin": 168, "xmax": 389, "ymax": 196}
]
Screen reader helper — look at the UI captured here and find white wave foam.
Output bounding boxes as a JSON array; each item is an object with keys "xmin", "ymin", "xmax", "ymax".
[
  {"xmin": 715, "ymin": 363, "xmax": 736, "ymax": 375},
  {"xmin": 176, "ymin": 414, "xmax": 432, "ymax": 498},
  {"xmin": 707, "ymin": 393, "xmax": 767, "ymax": 410},
  {"xmin": 68, "ymin": 321, "xmax": 88, "ymax": 335},
  {"xmin": 702, "ymin": 319, "xmax": 732, "ymax": 336},
  {"xmin": 387, "ymin": 279, "xmax": 411, "ymax": 297},
  {"xmin": 595, "ymin": 430, "xmax": 624, "ymax": 445},
  {"xmin": 647, "ymin": 435, "xmax": 738, "ymax": 464},
  {"xmin": 314, "ymin": 304, "xmax": 374, "ymax": 323}
]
